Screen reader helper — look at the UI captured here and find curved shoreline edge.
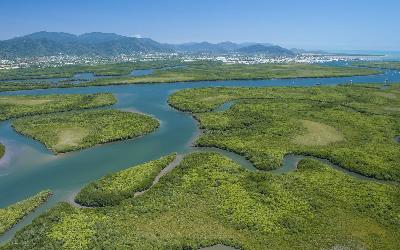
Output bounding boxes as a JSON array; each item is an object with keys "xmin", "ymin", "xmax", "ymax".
[
  {"xmin": 10, "ymin": 109, "xmax": 160, "ymax": 155},
  {"xmin": 173, "ymin": 100, "xmax": 399, "ymax": 184},
  {"xmin": 1, "ymin": 77, "xmax": 399, "ymax": 246},
  {"xmin": 0, "ymin": 191, "xmax": 53, "ymax": 237},
  {"xmin": 0, "ymin": 69, "xmax": 383, "ymax": 94}
]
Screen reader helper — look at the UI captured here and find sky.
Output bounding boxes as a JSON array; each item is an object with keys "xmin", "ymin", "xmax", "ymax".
[{"xmin": 0, "ymin": 0, "xmax": 399, "ymax": 50}]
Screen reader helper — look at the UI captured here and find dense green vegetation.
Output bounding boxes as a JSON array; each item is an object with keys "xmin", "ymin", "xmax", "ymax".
[
  {"xmin": 0, "ymin": 62, "xmax": 379, "ymax": 92},
  {"xmin": 0, "ymin": 145, "xmax": 4, "ymax": 160},
  {"xmin": 169, "ymin": 85, "xmax": 400, "ymax": 181},
  {"xmin": 12, "ymin": 109, "xmax": 159, "ymax": 153},
  {"xmin": 3, "ymin": 153, "xmax": 400, "ymax": 249},
  {"xmin": 0, "ymin": 82, "xmax": 52, "ymax": 92},
  {"xmin": 75, "ymin": 154, "xmax": 176, "ymax": 207},
  {"xmin": 84, "ymin": 62, "xmax": 379, "ymax": 86},
  {"xmin": 353, "ymin": 61, "xmax": 400, "ymax": 70},
  {"xmin": 0, "ymin": 60, "xmax": 183, "ymax": 80},
  {"xmin": 0, "ymin": 93, "xmax": 116, "ymax": 121},
  {"xmin": 0, "ymin": 190, "xmax": 51, "ymax": 235}
]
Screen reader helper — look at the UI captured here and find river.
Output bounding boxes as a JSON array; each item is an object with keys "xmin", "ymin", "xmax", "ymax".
[{"xmin": 0, "ymin": 68, "xmax": 399, "ymax": 243}]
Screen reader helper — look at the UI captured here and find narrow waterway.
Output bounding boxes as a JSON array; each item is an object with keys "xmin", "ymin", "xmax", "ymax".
[
  {"xmin": 0, "ymin": 65, "xmax": 187, "ymax": 85},
  {"xmin": 0, "ymin": 69, "xmax": 399, "ymax": 243}
]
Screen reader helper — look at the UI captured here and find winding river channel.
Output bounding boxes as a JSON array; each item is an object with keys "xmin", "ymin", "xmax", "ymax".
[{"xmin": 0, "ymin": 68, "xmax": 400, "ymax": 243}]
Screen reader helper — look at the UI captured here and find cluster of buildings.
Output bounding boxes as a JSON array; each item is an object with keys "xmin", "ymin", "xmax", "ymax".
[
  {"xmin": 0, "ymin": 53, "xmax": 182, "ymax": 70},
  {"xmin": 210, "ymin": 53, "xmax": 381, "ymax": 64},
  {"xmin": 0, "ymin": 52, "xmax": 380, "ymax": 70},
  {"xmin": 0, "ymin": 55, "xmax": 106, "ymax": 70}
]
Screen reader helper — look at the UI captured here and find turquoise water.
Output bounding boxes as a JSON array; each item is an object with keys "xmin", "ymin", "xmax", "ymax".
[
  {"xmin": 327, "ymin": 50, "xmax": 400, "ymax": 61},
  {"xmin": 0, "ymin": 69, "xmax": 399, "ymax": 243}
]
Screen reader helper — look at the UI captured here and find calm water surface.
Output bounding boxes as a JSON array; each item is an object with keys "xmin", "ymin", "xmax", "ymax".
[{"xmin": 0, "ymin": 69, "xmax": 399, "ymax": 243}]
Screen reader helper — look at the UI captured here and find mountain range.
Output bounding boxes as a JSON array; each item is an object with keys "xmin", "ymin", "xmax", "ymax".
[{"xmin": 0, "ymin": 31, "xmax": 297, "ymax": 58}]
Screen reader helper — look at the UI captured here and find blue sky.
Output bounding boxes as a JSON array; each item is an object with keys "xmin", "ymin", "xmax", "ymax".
[{"xmin": 1, "ymin": 0, "xmax": 399, "ymax": 50}]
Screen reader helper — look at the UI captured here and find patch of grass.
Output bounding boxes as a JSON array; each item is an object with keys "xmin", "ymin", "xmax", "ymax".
[
  {"xmin": 0, "ymin": 93, "xmax": 116, "ymax": 121},
  {"xmin": 75, "ymin": 154, "xmax": 176, "ymax": 207},
  {"xmin": 0, "ymin": 190, "xmax": 52, "ymax": 235},
  {"xmin": 169, "ymin": 85, "xmax": 400, "ymax": 181},
  {"xmin": 54, "ymin": 127, "xmax": 90, "ymax": 152},
  {"xmin": 12, "ymin": 109, "xmax": 159, "ymax": 154},
  {"xmin": 293, "ymin": 120, "xmax": 344, "ymax": 146},
  {"xmin": 4, "ymin": 153, "xmax": 400, "ymax": 249}
]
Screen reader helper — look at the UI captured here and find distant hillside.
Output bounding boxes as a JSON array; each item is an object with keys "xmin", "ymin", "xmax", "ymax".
[
  {"xmin": 0, "ymin": 31, "xmax": 297, "ymax": 58},
  {"xmin": 0, "ymin": 32, "xmax": 173, "ymax": 58},
  {"xmin": 173, "ymin": 41, "xmax": 242, "ymax": 53},
  {"xmin": 291, "ymin": 48, "xmax": 328, "ymax": 54},
  {"xmin": 173, "ymin": 41, "xmax": 277, "ymax": 54},
  {"xmin": 236, "ymin": 44, "xmax": 296, "ymax": 56},
  {"xmin": 78, "ymin": 32, "xmax": 125, "ymax": 44},
  {"xmin": 24, "ymin": 31, "xmax": 78, "ymax": 43}
]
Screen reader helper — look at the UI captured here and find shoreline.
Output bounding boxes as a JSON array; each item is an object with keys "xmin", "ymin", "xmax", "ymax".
[
  {"xmin": 172, "ymin": 99, "xmax": 400, "ymax": 183},
  {"xmin": 0, "ymin": 70, "xmax": 385, "ymax": 94},
  {"xmin": 1, "ymin": 71, "xmax": 399, "ymax": 245},
  {"xmin": 10, "ymin": 109, "xmax": 160, "ymax": 156}
]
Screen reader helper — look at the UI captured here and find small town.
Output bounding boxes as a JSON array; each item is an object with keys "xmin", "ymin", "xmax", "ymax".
[{"xmin": 0, "ymin": 52, "xmax": 382, "ymax": 70}]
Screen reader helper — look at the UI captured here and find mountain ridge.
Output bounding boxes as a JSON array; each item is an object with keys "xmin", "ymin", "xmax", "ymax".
[
  {"xmin": 237, "ymin": 44, "xmax": 295, "ymax": 56},
  {"xmin": 0, "ymin": 31, "xmax": 297, "ymax": 58}
]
